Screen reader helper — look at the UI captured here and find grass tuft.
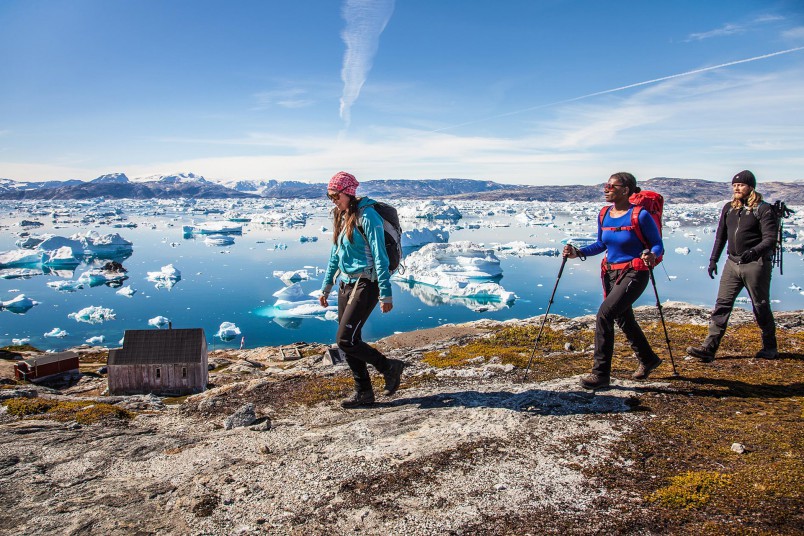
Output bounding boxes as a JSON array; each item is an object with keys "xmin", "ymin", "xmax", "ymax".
[{"xmin": 2, "ymin": 397, "xmax": 133, "ymax": 424}]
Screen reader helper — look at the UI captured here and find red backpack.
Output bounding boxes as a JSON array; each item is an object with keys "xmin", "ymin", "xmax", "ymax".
[{"xmin": 598, "ymin": 190, "xmax": 664, "ymax": 271}]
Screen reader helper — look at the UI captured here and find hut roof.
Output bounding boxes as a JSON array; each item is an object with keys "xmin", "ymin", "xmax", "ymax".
[
  {"xmin": 21, "ymin": 351, "xmax": 79, "ymax": 367},
  {"xmin": 108, "ymin": 328, "xmax": 206, "ymax": 365}
]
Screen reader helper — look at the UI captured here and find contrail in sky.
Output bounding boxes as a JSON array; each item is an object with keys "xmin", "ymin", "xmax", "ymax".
[
  {"xmin": 432, "ymin": 46, "xmax": 804, "ymax": 132},
  {"xmin": 339, "ymin": 0, "xmax": 395, "ymax": 128}
]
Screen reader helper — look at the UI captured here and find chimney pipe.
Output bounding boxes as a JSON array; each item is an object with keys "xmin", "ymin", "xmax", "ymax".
[{"xmin": 168, "ymin": 322, "xmax": 172, "ymax": 330}]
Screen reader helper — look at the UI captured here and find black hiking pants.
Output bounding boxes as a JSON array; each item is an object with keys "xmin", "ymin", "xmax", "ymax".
[
  {"xmin": 592, "ymin": 269, "xmax": 659, "ymax": 377},
  {"xmin": 337, "ymin": 279, "xmax": 390, "ymax": 392},
  {"xmin": 703, "ymin": 257, "xmax": 776, "ymax": 353}
]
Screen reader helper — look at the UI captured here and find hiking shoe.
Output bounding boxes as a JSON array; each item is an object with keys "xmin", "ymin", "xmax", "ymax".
[
  {"xmin": 686, "ymin": 346, "xmax": 715, "ymax": 363},
  {"xmin": 755, "ymin": 348, "xmax": 779, "ymax": 359},
  {"xmin": 579, "ymin": 373, "xmax": 610, "ymax": 390},
  {"xmin": 382, "ymin": 359, "xmax": 405, "ymax": 396},
  {"xmin": 632, "ymin": 358, "xmax": 663, "ymax": 380},
  {"xmin": 340, "ymin": 390, "xmax": 375, "ymax": 409}
]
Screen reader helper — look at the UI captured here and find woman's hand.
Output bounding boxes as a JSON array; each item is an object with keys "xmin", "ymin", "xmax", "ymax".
[
  {"xmin": 380, "ymin": 302, "xmax": 393, "ymax": 313},
  {"xmin": 319, "ymin": 295, "xmax": 329, "ymax": 308},
  {"xmin": 641, "ymin": 251, "xmax": 657, "ymax": 268},
  {"xmin": 562, "ymin": 245, "xmax": 578, "ymax": 258}
]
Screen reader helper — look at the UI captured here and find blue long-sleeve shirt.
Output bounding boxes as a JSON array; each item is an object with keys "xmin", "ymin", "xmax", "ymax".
[
  {"xmin": 580, "ymin": 206, "xmax": 664, "ymax": 263},
  {"xmin": 321, "ymin": 197, "xmax": 392, "ymax": 302}
]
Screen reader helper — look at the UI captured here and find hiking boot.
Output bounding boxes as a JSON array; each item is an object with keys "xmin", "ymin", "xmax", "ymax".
[
  {"xmin": 340, "ymin": 390, "xmax": 375, "ymax": 409},
  {"xmin": 686, "ymin": 346, "xmax": 715, "ymax": 363},
  {"xmin": 755, "ymin": 348, "xmax": 778, "ymax": 359},
  {"xmin": 579, "ymin": 373, "xmax": 610, "ymax": 390},
  {"xmin": 632, "ymin": 357, "xmax": 663, "ymax": 380},
  {"xmin": 382, "ymin": 359, "xmax": 405, "ymax": 396}
]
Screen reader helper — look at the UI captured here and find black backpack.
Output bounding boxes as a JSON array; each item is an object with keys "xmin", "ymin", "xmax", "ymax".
[
  {"xmin": 358, "ymin": 201, "xmax": 404, "ymax": 274},
  {"xmin": 769, "ymin": 200, "xmax": 795, "ymax": 274}
]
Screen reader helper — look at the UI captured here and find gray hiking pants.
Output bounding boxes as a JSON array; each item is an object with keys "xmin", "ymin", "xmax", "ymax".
[{"xmin": 704, "ymin": 257, "xmax": 776, "ymax": 353}]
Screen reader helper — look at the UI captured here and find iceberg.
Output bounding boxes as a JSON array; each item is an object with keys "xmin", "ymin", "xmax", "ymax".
[
  {"xmin": 147, "ymin": 264, "xmax": 181, "ymax": 289},
  {"xmin": 394, "ymin": 280, "xmax": 516, "ymax": 312},
  {"xmin": 401, "ymin": 227, "xmax": 449, "ymax": 248},
  {"xmin": 674, "ymin": 247, "xmax": 691, "ymax": 255},
  {"xmin": 37, "ymin": 235, "xmax": 84, "ymax": 256},
  {"xmin": 77, "ymin": 268, "xmax": 128, "ymax": 287},
  {"xmin": 79, "ymin": 232, "xmax": 133, "ymax": 258},
  {"xmin": 0, "ymin": 268, "xmax": 42, "ymax": 279},
  {"xmin": 492, "ymin": 242, "xmax": 559, "ymax": 257},
  {"xmin": 255, "ymin": 287, "xmax": 337, "ymax": 322},
  {"xmin": 273, "ymin": 269, "xmax": 310, "ymax": 283},
  {"xmin": 216, "ymin": 321, "xmax": 241, "ymax": 341},
  {"xmin": 116, "ymin": 286, "xmax": 137, "ymax": 297},
  {"xmin": 43, "ymin": 246, "xmax": 80, "ymax": 267},
  {"xmin": 12, "ymin": 338, "xmax": 30, "ymax": 346},
  {"xmin": 0, "ymin": 249, "xmax": 45, "ymax": 268},
  {"xmin": 1, "ymin": 294, "xmax": 40, "ymax": 314},
  {"xmin": 183, "ymin": 221, "xmax": 243, "ymax": 235},
  {"xmin": 15, "ymin": 234, "xmax": 47, "ymax": 249},
  {"xmin": 85, "ymin": 335, "xmax": 105, "ymax": 345},
  {"xmin": 299, "ymin": 235, "xmax": 318, "ymax": 243},
  {"xmin": 398, "ymin": 200, "xmax": 462, "ymax": 221},
  {"xmin": 148, "ymin": 316, "xmax": 171, "ymax": 329},
  {"xmin": 47, "ymin": 280, "xmax": 84, "ymax": 292},
  {"xmin": 272, "ymin": 283, "xmax": 308, "ymax": 301},
  {"xmin": 44, "ymin": 327, "xmax": 68, "ymax": 338},
  {"xmin": 68, "ymin": 306, "xmax": 116, "ymax": 324},
  {"xmin": 395, "ymin": 241, "xmax": 503, "ymax": 281}
]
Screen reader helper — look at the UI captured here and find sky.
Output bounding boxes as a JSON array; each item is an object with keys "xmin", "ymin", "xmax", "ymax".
[{"xmin": 1, "ymin": 0, "xmax": 803, "ymax": 186}]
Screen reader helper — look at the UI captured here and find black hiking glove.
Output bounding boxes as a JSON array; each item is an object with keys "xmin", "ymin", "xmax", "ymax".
[
  {"xmin": 707, "ymin": 260, "xmax": 718, "ymax": 279},
  {"xmin": 740, "ymin": 249, "xmax": 759, "ymax": 263}
]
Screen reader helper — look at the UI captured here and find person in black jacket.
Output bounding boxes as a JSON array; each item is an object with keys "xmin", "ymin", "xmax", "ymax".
[{"xmin": 687, "ymin": 170, "xmax": 779, "ymax": 362}]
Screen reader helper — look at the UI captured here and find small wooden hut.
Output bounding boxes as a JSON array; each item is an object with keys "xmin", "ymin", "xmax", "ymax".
[
  {"xmin": 14, "ymin": 351, "xmax": 80, "ymax": 382},
  {"xmin": 107, "ymin": 328, "xmax": 207, "ymax": 396}
]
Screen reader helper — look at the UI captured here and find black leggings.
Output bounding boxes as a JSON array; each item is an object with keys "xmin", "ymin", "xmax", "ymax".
[
  {"xmin": 592, "ymin": 269, "xmax": 658, "ymax": 377},
  {"xmin": 337, "ymin": 279, "xmax": 390, "ymax": 392}
]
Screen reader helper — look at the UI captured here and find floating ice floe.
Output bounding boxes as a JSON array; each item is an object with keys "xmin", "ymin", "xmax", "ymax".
[
  {"xmin": 492, "ymin": 242, "xmax": 559, "ymax": 257},
  {"xmin": 12, "ymin": 338, "xmax": 30, "ymax": 346},
  {"xmin": 402, "ymin": 227, "xmax": 449, "ymax": 248},
  {"xmin": 148, "ymin": 316, "xmax": 171, "ymax": 329},
  {"xmin": 77, "ymin": 267, "xmax": 128, "ymax": 287},
  {"xmin": 47, "ymin": 280, "xmax": 84, "ymax": 292},
  {"xmin": 395, "ymin": 241, "xmax": 503, "ymax": 281},
  {"xmin": 68, "ymin": 306, "xmax": 116, "ymax": 324},
  {"xmin": 216, "ymin": 322, "xmax": 241, "ymax": 341},
  {"xmin": 0, "ymin": 268, "xmax": 42, "ymax": 279},
  {"xmin": 1, "ymin": 294, "xmax": 40, "ymax": 314},
  {"xmin": 204, "ymin": 234, "xmax": 236, "ymax": 246},
  {"xmin": 0, "ymin": 249, "xmax": 45, "ymax": 268},
  {"xmin": 36, "ymin": 235, "xmax": 83, "ymax": 256},
  {"xmin": 255, "ymin": 285, "xmax": 337, "ymax": 323},
  {"xmin": 44, "ymin": 327, "xmax": 68, "ymax": 338},
  {"xmin": 147, "ymin": 264, "xmax": 181, "ymax": 289},
  {"xmin": 183, "ymin": 221, "xmax": 242, "ymax": 235},
  {"xmin": 398, "ymin": 200, "xmax": 462, "ymax": 221},
  {"xmin": 674, "ymin": 247, "xmax": 691, "ymax": 255},
  {"xmin": 561, "ymin": 236, "xmax": 597, "ymax": 248},
  {"xmin": 515, "ymin": 209, "xmax": 554, "ymax": 226},
  {"xmin": 42, "ymin": 246, "xmax": 80, "ymax": 267},
  {"xmin": 85, "ymin": 335, "xmax": 105, "ymax": 345},
  {"xmin": 116, "ymin": 286, "xmax": 137, "ymax": 297},
  {"xmin": 299, "ymin": 236, "xmax": 318, "ymax": 243},
  {"xmin": 78, "ymin": 231, "xmax": 134, "ymax": 258},
  {"xmin": 273, "ymin": 269, "xmax": 310, "ymax": 283}
]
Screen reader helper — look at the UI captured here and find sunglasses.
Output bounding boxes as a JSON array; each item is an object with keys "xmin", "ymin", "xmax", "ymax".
[
  {"xmin": 327, "ymin": 187, "xmax": 347, "ymax": 201},
  {"xmin": 603, "ymin": 182, "xmax": 625, "ymax": 191}
]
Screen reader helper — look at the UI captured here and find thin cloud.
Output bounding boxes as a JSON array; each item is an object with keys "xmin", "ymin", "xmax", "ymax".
[
  {"xmin": 782, "ymin": 26, "xmax": 804, "ymax": 41},
  {"xmin": 686, "ymin": 23, "xmax": 745, "ymax": 42},
  {"xmin": 253, "ymin": 88, "xmax": 315, "ymax": 110},
  {"xmin": 339, "ymin": 0, "xmax": 395, "ymax": 128}
]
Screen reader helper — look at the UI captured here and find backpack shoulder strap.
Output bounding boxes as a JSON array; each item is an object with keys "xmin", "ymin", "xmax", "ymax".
[
  {"xmin": 631, "ymin": 205, "xmax": 647, "ymax": 248},
  {"xmin": 598, "ymin": 205, "xmax": 611, "ymax": 227}
]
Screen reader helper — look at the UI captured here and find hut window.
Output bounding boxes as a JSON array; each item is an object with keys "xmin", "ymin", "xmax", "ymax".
[
  {"xmin": 182, "ymin": 367, "xmax": 187, "ymax": 378},
  {"xmin": 155, "ymin": 367, "xmax": 161, "ymax": 378}
]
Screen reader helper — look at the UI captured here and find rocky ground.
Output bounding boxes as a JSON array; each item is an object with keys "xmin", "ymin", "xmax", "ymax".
[{"xmin": 0, "ymin": 302, "xmax": 802, "ymax": 536}]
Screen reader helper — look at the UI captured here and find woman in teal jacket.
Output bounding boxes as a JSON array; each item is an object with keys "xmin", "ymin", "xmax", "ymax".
[{"xmin": 319, "ymin": 171, "xmax": 404, "ymax": 408}]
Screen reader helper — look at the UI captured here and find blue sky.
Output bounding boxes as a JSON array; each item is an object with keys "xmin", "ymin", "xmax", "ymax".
[{"xmin": 1, "ymin": 0, "xmax": 803, "ymax": 185}]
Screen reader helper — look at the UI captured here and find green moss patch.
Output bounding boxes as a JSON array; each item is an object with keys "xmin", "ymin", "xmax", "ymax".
[
  {"xmin": 2, "ymin": 397, "xmax": 133, "ymax": 424},
  {"xmin": 648, "ymin": 471, "xmax": 733, "ymax": 509}
]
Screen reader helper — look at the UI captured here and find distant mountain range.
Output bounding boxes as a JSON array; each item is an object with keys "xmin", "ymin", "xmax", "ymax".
[{"xmin": 1, "ymin": 173, "xmax": 802, "ymax": 204}]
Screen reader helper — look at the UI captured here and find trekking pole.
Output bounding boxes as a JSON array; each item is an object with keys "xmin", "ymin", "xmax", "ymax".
[
  {"xmin": 643, "ymin": 250, "xmax": 679, "ymax": 377},
  {"xmin": 522, "ymin": 255, "xmax": 568, "ymax": 381}
]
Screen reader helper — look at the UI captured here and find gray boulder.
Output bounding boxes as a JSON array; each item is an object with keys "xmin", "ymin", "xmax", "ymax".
[{"xmin": 224, "ymin": 403, "xmax": 256, "ymax": 430}]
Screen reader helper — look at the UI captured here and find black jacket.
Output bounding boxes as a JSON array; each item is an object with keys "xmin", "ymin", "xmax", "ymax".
[{"xmin": 710, "ymin": 201, "xmax": 778, "ymax": 262}]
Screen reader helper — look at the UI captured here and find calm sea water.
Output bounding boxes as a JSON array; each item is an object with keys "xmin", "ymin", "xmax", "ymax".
[{"xmin": 1, "ymin": 199, "xmax": 802, "ymax": 351}]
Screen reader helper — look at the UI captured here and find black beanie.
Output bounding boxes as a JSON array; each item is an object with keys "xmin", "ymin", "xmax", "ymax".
[{"xmin": 732, "ymin": 170, "xmax": 756, "ymax": 188}]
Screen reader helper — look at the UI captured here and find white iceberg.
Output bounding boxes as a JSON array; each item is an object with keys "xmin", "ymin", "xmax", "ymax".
[
  {"xmin": 272, "ymin": 283, "xmax": 308, "ymax": 301},
  {"xmin": 47, "ymin": 280, "xmax": 84, "ymax": 292},
  {"xmin": 1, "ymin": 294, "xmax": 40, "ymax": 314},
  {"xmin": 394, "ymin": 241, "xmax": 503, "ymax": 282},
  {"xmin": 398, "ymin": 200, "xmax": 462, "ymax": 221},
  {"xmin": 44, "ymin": 327, "xmax": 68, "ymax": 338},
  {"xmin": 37, "ymin": 235, "xmax": 84, "ymax": 256},
  {"xmin": 116, "ymin": 286, "xmax": 137, "ymax": 297},
  {"xmin": 674, "ymin": 247, "xmax": 691, "ymax": 255},
  {"xmin": 147, "ymin": 264, "xmax": 181, "ymax": 289},
  {"xmin": 216, "ymin": 321, "xmax": 241, "ymax": 341},
  {"xmin": 77, "ymin": 268, "xmax": 128, "ymax": 287},
  {"xmin": 0, "ymin": 249, "xmax": 45, "ymax": 268},
  {"xmin": 401, "ymin": 227, "xmax": 449, "ymax": 248},
  {"xmin": 80, "ymin": 231, "xmax": 133, "ymax": 257},
  {"xmin": 11, "ymin": 338, "xmax": 30, "ymax": 346},
  {"xmin": 183, "ymin": 221, "xmax": 242, "ymax": 234},
  {"xmin": 492, "ymin": 241, "xmax": 559, "ymax": 257},
  {"xmin": 43, "ymin": 246, "xmax": 80, "ymax": 267},
  {"xmin": 148, "ymin": 316, "xmax": 171, "ymax": 329},
  {"xmin": 0, "ymin": 268, "xmax": 43, "ymax": 279},
  {"xmin": 85, "ymin": 335, "xmax": 105, "ymax": 345},
  {"xmin": 68, "ymin": 306, "xmax": 116, "ymax": 324},
  {"xmin": 273, "ymin": 269, "xmax": 310, "ymax": 283},
  {"xmin": 15, "ymin": 234, "xmax": 47, "ymax": 249}
]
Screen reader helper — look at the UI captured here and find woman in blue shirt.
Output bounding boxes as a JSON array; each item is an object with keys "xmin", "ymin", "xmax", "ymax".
[
  {"xmin": 319, "ymin": 171, "xmax": 404, "ymax": 408},
  {"xmin": 562, "ymin": 172, "xmax": 664, "ymax": 389}
]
